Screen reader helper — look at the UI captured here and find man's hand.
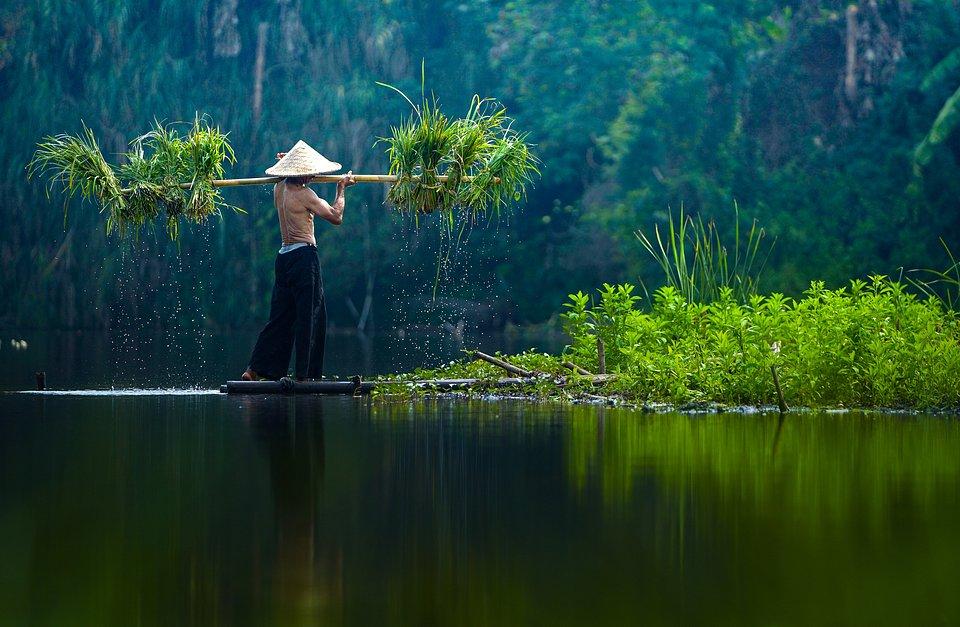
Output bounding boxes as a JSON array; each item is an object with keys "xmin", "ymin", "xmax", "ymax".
[
  {"xmin": 338, "ymin": 170, "xmax": 357, "ymax": 189},
  {"xmin": 276, "ymin": 152, "xmax": 287, "ymax": 160}
]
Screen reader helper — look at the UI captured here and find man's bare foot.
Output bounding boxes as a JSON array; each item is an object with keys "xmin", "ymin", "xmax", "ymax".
[{"xmin": 241, "ymin": 369, "xmax": 261, "ymax": 381}]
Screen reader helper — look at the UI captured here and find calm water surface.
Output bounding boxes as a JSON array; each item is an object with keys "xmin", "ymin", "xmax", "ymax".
[{"xmin": 0, "ymin": 332, "xmax": 958, "ymax": 625}]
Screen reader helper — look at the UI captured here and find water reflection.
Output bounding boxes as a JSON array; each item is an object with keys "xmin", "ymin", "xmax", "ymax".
[
  {"xmin": 243, "ymin": 397, "xmax": 341, "ymax": 623},
  {"xmin": 770, "ymin": 410, "xmax": 786, "ymax": 459},
  {"xmin": 564, "ymin": 408, "xmax": 960, "ymax": 624},
  {"xmin": 0, "ymin": 395, "xmax": 957, "ymax": 625}
]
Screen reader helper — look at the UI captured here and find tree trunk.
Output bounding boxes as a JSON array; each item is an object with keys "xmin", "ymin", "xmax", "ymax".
[
  {"xmin": 253, "ymin": 22, "xmax": 269, "ymax": 127},
  {"xmin": 844, "ymin": 4, "xmax": 859, "ymax": 103},
  {"xmin": 212, "ymin": 0, "xmax": 241, "ymax": 58}
]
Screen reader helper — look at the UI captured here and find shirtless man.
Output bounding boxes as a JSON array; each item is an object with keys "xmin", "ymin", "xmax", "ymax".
[{"xmin": 242, "ymin": 144, "xmax": 357, "ymax": 381}]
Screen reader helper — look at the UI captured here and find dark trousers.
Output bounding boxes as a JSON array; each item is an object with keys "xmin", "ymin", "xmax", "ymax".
[{"xmin": 248, "ymin": 245, "xmax": 326, "ymax": 379}]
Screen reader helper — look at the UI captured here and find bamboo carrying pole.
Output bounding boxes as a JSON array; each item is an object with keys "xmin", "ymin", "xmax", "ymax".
[{"xmin": 174, "ymin": 173, "xmax": 499, "ymax": 189}]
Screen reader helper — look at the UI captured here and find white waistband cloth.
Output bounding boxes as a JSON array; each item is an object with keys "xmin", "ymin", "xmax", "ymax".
[{"xmin": 279, "ymin": 242, "xmax": 309, "ymax": 254}]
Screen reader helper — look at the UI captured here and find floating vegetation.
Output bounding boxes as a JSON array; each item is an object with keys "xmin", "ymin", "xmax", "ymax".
[
  {"xmin": 29, "ymin": 116, "xmax": 239, "ymax": 240},
  {"xmin": 378, "ymin": 79, "xmax": 539, "ymax": 219}
]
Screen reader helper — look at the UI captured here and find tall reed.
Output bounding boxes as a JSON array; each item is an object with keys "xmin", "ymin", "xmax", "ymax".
[
  {"xmin": 636, "ymin": 204, "xmax": 773, "ymax": 303},
  {"xmin": 907, "ymin": 238, "xmax": 960, "ymax": 310}
]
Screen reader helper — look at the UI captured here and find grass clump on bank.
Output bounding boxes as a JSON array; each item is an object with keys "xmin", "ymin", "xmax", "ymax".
[
  {"xmin": 636, "ymin": 205, "xmax": 773, "ymax": 303},
  {"xmin": 28, "ymin": 116, "xmax": 238, "ymax": 240}
]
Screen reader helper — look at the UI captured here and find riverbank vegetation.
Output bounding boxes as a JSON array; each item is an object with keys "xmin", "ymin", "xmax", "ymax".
[
  {"xmin": 378, "ymin": 210, "xmax": 960, "ymax": 411},
  {"xmin": 378, "ymin": 275, "xmax": 960, "ymax": 411}
]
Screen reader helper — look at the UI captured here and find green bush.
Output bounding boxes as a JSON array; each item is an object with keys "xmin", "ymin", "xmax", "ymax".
[{"xmin": 561, "ymin": 277, "xmax": 960, "ymax": 409}]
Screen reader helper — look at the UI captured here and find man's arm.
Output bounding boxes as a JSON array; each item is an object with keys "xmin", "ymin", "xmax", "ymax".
[{"xmin": 307, "ymin": 171, "xmax": 356, "ymax": 226}]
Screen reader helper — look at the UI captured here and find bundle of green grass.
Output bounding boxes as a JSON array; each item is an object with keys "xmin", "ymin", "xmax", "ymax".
[
  {"xmin": 380, "ymin": 86, "xmax": 539, "ymax": 219},
  {"xmin": 29, "ymin": 116, "xmax": 238, "ymax": 240}
]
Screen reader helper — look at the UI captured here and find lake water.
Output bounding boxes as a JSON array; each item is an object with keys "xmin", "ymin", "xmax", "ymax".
[{"xmin": 1, "ymin": 331, "xmax": 958, "ymax": 625}]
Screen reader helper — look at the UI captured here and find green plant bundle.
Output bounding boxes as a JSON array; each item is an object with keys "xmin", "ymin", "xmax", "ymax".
[
  {"xmin": 379, "ymin": 83, "xmax": 539, "ymax": 218},
  {"xmin": 29, "ymin": 116, "xmax": 239, "ymax": 240}
]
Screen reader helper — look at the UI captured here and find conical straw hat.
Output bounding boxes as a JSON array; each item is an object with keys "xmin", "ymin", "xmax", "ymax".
[{"xmin": 266, "ymin": 140, "xmax": 342, "ymax": 176}]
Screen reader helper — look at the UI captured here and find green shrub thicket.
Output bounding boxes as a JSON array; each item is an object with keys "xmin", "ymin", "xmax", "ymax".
[{"xmin": 561, "ymin": 279, "xmax": 960, "ymax": 409}]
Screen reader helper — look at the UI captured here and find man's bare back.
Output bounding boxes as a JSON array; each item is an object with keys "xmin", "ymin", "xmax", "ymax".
[{"xmin": 273, "ymin": 168, "xmax": 356, "ymax": 246}]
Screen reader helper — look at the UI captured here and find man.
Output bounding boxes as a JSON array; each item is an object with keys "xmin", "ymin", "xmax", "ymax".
[{"xmin": 242, "ymin": 141, "xmax": 357, "ymax": 381}]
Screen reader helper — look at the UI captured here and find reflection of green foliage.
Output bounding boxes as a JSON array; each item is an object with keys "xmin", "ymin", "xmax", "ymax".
[
  {"xmin": 3, "ymin": 395, "xmax": 959, "ymax": 625},
  {"xmin": 563, "ymin": 406, "xmax": 960, "ymax": 627},
  {"xmin": 566, "ymin": 410, "xmax": 960, "ymax": 518}
]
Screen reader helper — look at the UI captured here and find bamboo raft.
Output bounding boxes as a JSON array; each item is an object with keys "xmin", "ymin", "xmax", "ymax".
[
  {"xmin": 219, "ymin": 351, "xmax": 612, "ymax": 396},
  {"xmin": 221, "ymin": 379, "xmax": 376, "ymax": 394},
  {"xmin": 220, "ymin": 377, "xmax": 536, "ymax": 395}
]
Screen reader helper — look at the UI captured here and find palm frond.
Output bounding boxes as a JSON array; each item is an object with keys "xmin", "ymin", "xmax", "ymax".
[{"xmin": 915, "ymin": 83, "xmax": 960, "ymax": 168}]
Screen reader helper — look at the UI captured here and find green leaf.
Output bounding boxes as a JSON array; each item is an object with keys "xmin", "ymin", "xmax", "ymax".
[{"xmin": 915, "ymin": 84, "xmax": 960, "ymax": 167}]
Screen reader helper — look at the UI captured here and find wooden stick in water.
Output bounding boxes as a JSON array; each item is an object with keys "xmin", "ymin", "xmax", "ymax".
[
  {"xmin": 771, "ymin": 365, "xmax": 788, "ymax": 414},
  {"xmin": 472, "ymin": 351, "xmax": 534, "ymax": 378},
  {"xmin": 562, "ymin": 361, "xmax": 594, "ymax": 376}
]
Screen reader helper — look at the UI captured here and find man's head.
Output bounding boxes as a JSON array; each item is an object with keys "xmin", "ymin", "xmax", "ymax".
[{"xmin": 285, "ymin": 176, "xmax": 312, "ymax": 186}]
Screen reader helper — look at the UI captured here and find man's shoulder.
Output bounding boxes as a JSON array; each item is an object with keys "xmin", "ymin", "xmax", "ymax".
[
  {"xmin": 298, "ymin": 185, "xmax": 322, "ymax": 202},
  {"xmin": 284, "ymin": 185, "xmax": 321, "ymax": 211}
]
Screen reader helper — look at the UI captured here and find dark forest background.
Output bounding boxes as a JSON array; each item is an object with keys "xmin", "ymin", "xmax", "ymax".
[{"xmin": 1, "ymin": 0, "xmax": 958, "ymax": 330}]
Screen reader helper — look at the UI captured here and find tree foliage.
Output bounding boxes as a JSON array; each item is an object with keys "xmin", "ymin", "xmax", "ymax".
[{"xmin": 1, "ymin": 0, "xmax": 959, "ymax": 328}]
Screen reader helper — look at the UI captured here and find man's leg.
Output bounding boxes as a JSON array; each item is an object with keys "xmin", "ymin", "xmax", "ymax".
[
  {"xmin": 306, "ymin": 287, "xmax": 327, "ymax": 379},
  {"xmin": 292, "ymin": 250, "xmax": 326, "ymax": 379},
  {"xmin": 247, "ymin": 259, "xmax": 296, "ymax": 379}
]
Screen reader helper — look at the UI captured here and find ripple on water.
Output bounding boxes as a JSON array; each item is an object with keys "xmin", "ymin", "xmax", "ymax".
[{"xmin": 11, "ymin": 388, "xmax": 222, "ymax": 396}]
